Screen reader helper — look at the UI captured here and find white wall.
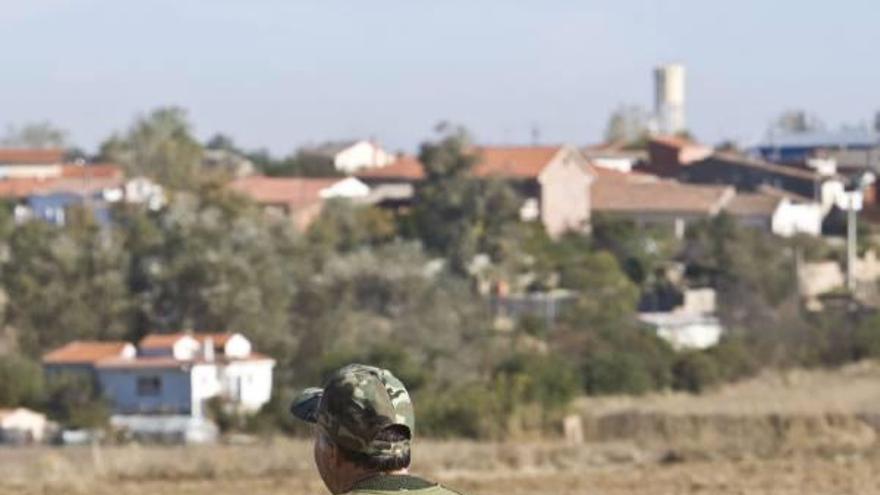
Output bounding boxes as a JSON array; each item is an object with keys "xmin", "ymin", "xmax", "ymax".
[
  {"xmin": 640, "ymin": 313, "xmax": 723, "ymax": 350},
  {"xmin": 334, "ymin": 142, "xmax": 395, "ymax": 173},
  {"xmin": 0, "ymin": 164, "xmax": 61, "ymax": 179},
  {"xmin": 538, "ymin": 148, "xmax": 593, "ymax": 237},
  {"xmin": 772, "ymin": 200, "xmax": 823, "ymax": 237},
  {"xmin": 221, "ymin": 360, "xmax": 274, "ymax": 412},
  {"xmin": 0, "ymin": 409, "xmax": 48, "ymax": 442},
  {"xmin": 319, "ymin": 177, "xmax": 371, "ymax": 199},
  {"xmin": 190, "ymin": 364, "xmax": 222, "ymax": 418},
  {"xmin": 223, "ymin": 334, "xmax": 251, "ymax": 359}
]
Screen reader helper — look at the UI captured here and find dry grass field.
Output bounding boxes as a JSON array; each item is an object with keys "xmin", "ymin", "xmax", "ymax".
[
  {"xmin": 1, "ymin": 440, "xmax": 879, "ymax": 495},
  {"xmin": 3, "ymin": 363, "xmax": 880, "ymax": 495}
]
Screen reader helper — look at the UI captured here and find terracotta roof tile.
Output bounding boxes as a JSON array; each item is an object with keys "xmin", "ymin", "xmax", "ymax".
[
  {"xmin": 472, "ymin": 146, "xmax": 562, "ymax": 178},
  {"xmin": 229, "ymin": 176, "xmax": 340, "ymax": 209},
  {"xmin": 138, "ymin": 333, "xmax": 193, "ymax": 349},
  {"xmin": 725, "ymin": 193, "xmax": 784, "ymax": 216},
  {"xmin": 356, "ymin": 155, "xmax": 425, "ymax": 180},
  {"xmin": 358, "ymin": 146, "xmax": 568, "ymax": 181},
  {"xmin": 0, "ymin": 148, "xmax": 64, "ymax": 165},
  {"xmin": 139, "ymin": 332, "xmax": 236, "ymax": 349},
  {"xmin": 60, "ymin": 164, "xmax": 124, "ymax": 179},
  {"xmin": 43, "ymin": 341, "xmax": 133, "ymax": 365},
  {"xmin": 0, "ymin": 178, "xmax": 56, "ymax": 198},
  {"xmin": 593, "ymin": 178, "xmax": 734, "ymax": 215}
]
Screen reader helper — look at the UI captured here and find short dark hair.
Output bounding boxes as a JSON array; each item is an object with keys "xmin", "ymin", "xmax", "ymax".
[{"xmin": 336, "ymin": 425, "xmax": 411, "ymax": 472}]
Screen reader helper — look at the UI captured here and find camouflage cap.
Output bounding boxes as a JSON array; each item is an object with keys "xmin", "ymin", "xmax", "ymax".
[{"xmin": 290, "ymin": 364, "xmax": 414, "ymax": 456}]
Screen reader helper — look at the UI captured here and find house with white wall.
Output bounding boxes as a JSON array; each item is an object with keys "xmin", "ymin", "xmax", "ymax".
[
  {"xmin": 42, "ymin": 332, "xmax": 274, "ymax": 418},
  {"xmin": 358, "ymin": 145, "xmax": 595, "ymax": 238},
  {"xmin": 303, "ymin": 140, "xmax": 396, "ymax": 173},
  {"xmin": 0, "ymin": 408, "xmax": 49, "ymax": 443},
  {"xmin": 229, "ymin": 175, "xmax": 371, "ymax": 230},
  {"xmin": 724, "ymin": 191, "xmax": 823, "ymax": 237}
]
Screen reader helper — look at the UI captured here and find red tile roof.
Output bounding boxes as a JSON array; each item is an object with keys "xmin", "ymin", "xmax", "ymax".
[
  {"xmin": 472, "ymin": 146, "xmax": 562, "ymax": 178},
  {"xmin": 0, "ymin": 178, "xmax": 55, "ymax": 199},
  {"xmin": 0, "ymin": 163, "xmax": 124, "ymax": 199},
  {"xmin": 0, "ymin": 148, "xmax": 64, "ymax": 165},
  {"xmin": 229, "ymin": 176, "xmax": 340, "ymax": 209},
  {"xmin": 138, "ymin": 333, "xmax": 193, "ymax": 349},
  {"xmin": 356, "ymin": 155, "xmax": 425, "ymax": 180},
  {"xmin": 36, "ymin": 177, "xmax": 124, "ymax": 195},
  {"xmin": 358, "ymin": 146, "xmax": 569, "ymax": 181},
  {"xmin": 97, "ymin": 352, "xmax": 274, "ymax": 369},
  {"xmin": 60, "ymin": 164, "xmax": 123, "ymax": 179},
  {"xmin": 43, "ymin": 341, "xmax": 132, "ymax": 365},
  {"xmin": 592, "ymin": 178, "xmax": 734, "ymax": 215},
  {"xmin": 725, "ymin": 193, "xmax": 784, "ymax": 217},
  {"xmin": 139, "ymin": 332, "xmax": 235, "ymax": 349}
]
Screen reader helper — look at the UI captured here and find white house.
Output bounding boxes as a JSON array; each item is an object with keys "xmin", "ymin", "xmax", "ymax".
[
  {"xmin": 725, "ymin": 192, "xmax": 823, "ymax": 237},
  {"xmin": 305, "ymin": 140, "xmax": 396, "ymax": 173},
  {"xmin": 228, "ymin": 175, "xmax": 372, "ymax": 230},
  {"xmin": 639, "ymin": 312, "xmax": 724, "ymax": 350},
  {"xmin": 639, "ymin": 287, "xmax": 724, "ymax": 350},
  {"xmin": 101, "ymin": 177, "xmax": 166, "ymax": 210},
  {"xmin": 319, "ymin": 176, "xmax": 371, "ymax": 199},
  {"xmin": 43, "ymin": 332, "xmax": 275, "ymax": 418},
  {"xmin": 0, "ymin": 408, "xmax": 48, "ymax": 443}
]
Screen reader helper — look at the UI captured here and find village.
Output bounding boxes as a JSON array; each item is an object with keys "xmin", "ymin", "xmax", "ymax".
[{"xmin": 0, "ymin": 63, "xmax": 879, "ymax": 448}]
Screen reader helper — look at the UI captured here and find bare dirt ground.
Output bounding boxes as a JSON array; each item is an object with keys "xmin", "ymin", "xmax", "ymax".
[{"xmin": 3, "ymin": 363, "xmax": 880, "ymax": 495}]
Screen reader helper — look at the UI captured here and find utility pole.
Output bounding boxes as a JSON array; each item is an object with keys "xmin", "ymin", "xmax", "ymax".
[
  {"xmin": 847, "ymin": 191, "xmax": 857, "ymax": 292},
  {"xmin": 846, "ymin": 172, "xmax": 876, "ymax": 293}
]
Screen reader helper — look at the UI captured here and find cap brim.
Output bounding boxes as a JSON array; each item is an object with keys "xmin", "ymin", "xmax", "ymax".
[{"xmin": 290, "ymin": 387, "xmax": 323, "ymax": 423}]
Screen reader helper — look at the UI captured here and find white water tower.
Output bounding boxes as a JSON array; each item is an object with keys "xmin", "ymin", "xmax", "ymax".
[{"xmin": 654, "ymin": 64, "xmax": 686, "ymax": 135}]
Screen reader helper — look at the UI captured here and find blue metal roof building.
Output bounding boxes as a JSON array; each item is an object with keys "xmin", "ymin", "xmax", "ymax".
[{"xmin": 754, "ymin": 129, "xmax": 880, "ymax": 164}]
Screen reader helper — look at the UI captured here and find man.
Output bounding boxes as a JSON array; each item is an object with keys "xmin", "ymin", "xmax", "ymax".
[{"xmin": 291, "ymin": 364, "xmax": 464, "ymax": 495}]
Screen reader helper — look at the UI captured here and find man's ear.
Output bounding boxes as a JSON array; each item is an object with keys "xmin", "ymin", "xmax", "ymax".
[{"xmin": 328, "ymin": 439, "xmax": 343, "ymax": 468}]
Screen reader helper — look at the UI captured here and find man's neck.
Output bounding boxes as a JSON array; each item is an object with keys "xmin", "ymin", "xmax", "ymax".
[{"xmin": 342, "ymin": 469, "xmax": 410, "ymax": 493}]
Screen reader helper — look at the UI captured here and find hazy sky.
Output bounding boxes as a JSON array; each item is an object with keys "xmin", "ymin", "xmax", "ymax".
[{"xmin": 2, "ymin": 1, "xmax": 878, "ymax": 155}]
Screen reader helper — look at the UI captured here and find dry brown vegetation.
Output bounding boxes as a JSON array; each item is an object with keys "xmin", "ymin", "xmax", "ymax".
[
  {"xmin": 4, "ymin": 363, "xmax": 880, "ymax": 495},
  {"xmin": 2, "ymin": 440, "xmax": 880, "ymax": 495}
]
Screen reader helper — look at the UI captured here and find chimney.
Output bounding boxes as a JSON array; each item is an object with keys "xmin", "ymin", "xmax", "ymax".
[{"xmin": 203, "ymin": 337, "xmax": 215, "ymax": 362}]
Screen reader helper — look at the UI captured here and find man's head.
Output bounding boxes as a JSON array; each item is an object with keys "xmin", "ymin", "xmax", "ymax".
[{"xmin": 291, "ymin": 364, "xmax": 414, "ymax": 494}]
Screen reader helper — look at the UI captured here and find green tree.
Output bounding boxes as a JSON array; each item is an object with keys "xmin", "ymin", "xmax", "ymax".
[
  {"xmin": 124, "ymin": 183, "xmax": 302, "ymax": 354},
  {"xmin": 591, "ymin": 214, "xmax": 679, "ymax": 285},
  {"xmin": 3, "ymin": 217, "xmax": 133, "ymax": 356},
  {"xmin": 771, "ymin": 109, "xmax": 824, "ymax": 135},
  {"xmin": 1, "ymin": 121, "xmax": 67, "ymax": 148},
  {"xmin": 288, "ymin": 242, "xmax": 493, "ymax": 388},
  {"xmin": 307, "ymin": 201, "xmax": 397, "ymax": 254},
  {"xmin": 0, "ymin": 355, "xmax": 44, "ymax": 407},
  {"xmin": 411, "ymin": 125, "xmax": 521, "ymax": 272},
  {"xmin": 604, "ymin": 105, "xmax": 650, "ymax": 145},
  {"xmin": 44, "ymin": 373, "xmax": 108, "ymax": 428},
  {"xmin": 99, "ymin": 107, "xmax": 203, "ymax": 188}
]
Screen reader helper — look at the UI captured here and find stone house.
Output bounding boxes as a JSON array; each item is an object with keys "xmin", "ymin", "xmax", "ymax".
[{"xmin": 358, "ymin": 145, "xmax": 595, "ymax": 237}]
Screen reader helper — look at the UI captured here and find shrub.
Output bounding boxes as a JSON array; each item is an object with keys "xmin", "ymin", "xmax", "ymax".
[
  {"xmin": 672, "ymin": 352, "xmax": 721, "ymax": 394},
  {"xmin": 43, "ymin": 372, "xmax": 109, "ymax": 429},
  {"xmin": 0, "ymin": 355, "xmax": 44, "ymax": 407},
  {"xmin": 582, "ymin": 352, "xmax": 655, "ymax": 395},
  {"xmin": 416, "ymin": 382, "xmax": 503, "ymax": 439}
]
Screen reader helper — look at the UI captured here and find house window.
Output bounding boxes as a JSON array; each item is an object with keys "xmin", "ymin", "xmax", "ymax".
[{"xmin": 136, "ymin": 376, "xmax": 162, "ymax": 397}]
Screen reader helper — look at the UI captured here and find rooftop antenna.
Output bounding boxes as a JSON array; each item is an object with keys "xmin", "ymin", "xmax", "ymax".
[{"xmin": 531, "ymin": 124, "xmax": 541, "ymax": 146}]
